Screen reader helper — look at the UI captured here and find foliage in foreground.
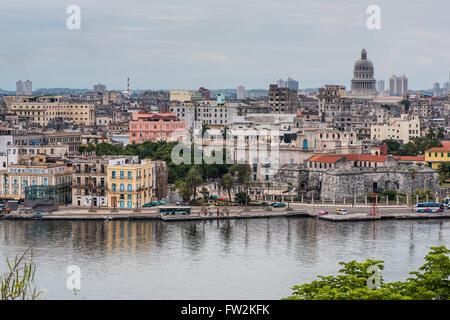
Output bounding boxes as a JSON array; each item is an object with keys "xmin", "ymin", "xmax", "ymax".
[
  {"xmin": 284, "ymin": 246, "xmax": 450, "ymax": 300},
  {"xmin": 1, "ymin": 246, "xmax": 42, "ymax": 300}
]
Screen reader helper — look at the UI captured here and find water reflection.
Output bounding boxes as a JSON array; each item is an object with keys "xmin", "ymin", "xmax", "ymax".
[{"xmin": 0, "ymin": 218, "xmax": 449, "ymax": 299}]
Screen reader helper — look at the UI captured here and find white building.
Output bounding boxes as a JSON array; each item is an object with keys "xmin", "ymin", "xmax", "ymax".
[
  {"xmin": 371, "ymin": 114, "xmax": 420, "ymax": 144},
  {"xmin": 237, "ymin": 85, "xmax": 246, "ymax": 100}
]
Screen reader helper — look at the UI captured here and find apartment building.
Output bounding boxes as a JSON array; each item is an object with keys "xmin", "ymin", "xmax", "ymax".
[
  {"xmin": 425, "ymin": 141, "xmax": 450, "ymax": 170},
  {"xmin": 7, "ymin": 96, "xmax": 95, "ymax": 127},
  {"xmin": 268, "ymin": 84, "xmax": 298, "ymax": 114},
  {"xmin": 0, "ymin": 155, "xmax": 72, "ymax": 203},
  {"xmin": 371, "ymin": 114, "xmax": 420, "ymax": 144},
  {"xmin": 129, "ymin": 111, "xmax": 185, "ymax": 144},
  {"xmin": 107, "ymin": 159, "xmax": 152, "ymax": 209},
  {"xmin": 170, "ymin": 90, "xmax": 195, "ymax": 102},
  {"xmin": 71, "ymin": 156, "xmax": 132, "ymax": 207}
]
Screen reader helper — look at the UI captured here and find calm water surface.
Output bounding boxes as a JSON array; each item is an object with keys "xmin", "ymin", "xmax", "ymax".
[{"xmin": 0, "ymin": 218, "xmax": 449, "ymax": 299}]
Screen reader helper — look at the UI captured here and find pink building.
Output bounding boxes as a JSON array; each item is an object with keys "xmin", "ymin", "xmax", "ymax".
[{"xmin": 129, "ymin": 111, "xmax": 186, "ymax": 144}]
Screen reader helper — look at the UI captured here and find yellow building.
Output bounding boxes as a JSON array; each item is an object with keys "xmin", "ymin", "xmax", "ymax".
[
  {"xmin": 425, "ymin": 141, "xmax": 450, "ymax": 169},
  {"xmin": 169, "ymin": 90, "xmax": 195, "ymax": 102},
  {"xmin": 0, "ymin": 156, "xmax": 72, "ymax": 202},
  {"xmin": 6, "ymin": 96, "xmax": 95, "ymax": 127},
  {"xmin": 107, "ymin": 159, "xmax": 152, "ymax": 209}
]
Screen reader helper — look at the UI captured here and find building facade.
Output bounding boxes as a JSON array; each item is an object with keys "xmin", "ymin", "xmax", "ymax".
[
  {"xmin": 371, "ymin": 114, "xmax": 420, "ymax": 144},
  {"xmin": 268, "ymin": 84, "xmax": 298, "ymax": 113},
  {"xmin": 425, "ymin": 141, "xmax": 450, "ymax": 170},
  {"xmin": 107, "ymin": 159, "xmax": 152, "ymax": 209},
  {"xmin": 350, "ymin": 49, "xmax": 376, "ymax": 98},
  {"xmin": 129, "ymin": 111, "xmax": 185, "ymax": 144},
  {"xmin": 8, "ymin": 96, "xmax": 95, "ymax": 127}
]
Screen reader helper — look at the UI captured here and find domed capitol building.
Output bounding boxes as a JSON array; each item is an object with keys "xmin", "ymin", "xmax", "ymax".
[{"xmin": 349, "ymin": 48, "xmax": 376, "ymax": 98}]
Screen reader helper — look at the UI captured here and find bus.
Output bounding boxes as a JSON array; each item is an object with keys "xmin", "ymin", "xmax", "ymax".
[
  {"xmin": 415, "ymin": 202, "xmax": 444, "ymax": 213},
  {"xmin": 158, "ymin": 206, "xmax": 191, "ymax": 216}
]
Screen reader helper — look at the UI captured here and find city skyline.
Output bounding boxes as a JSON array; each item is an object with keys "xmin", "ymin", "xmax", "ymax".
[{"xmin": 0, "ymin": 0, "xmax": 449, "ymax": 91}]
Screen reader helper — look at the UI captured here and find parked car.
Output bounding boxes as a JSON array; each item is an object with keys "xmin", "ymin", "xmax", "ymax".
[
  {"xmin": 336, "ymin": 209, "xmax": 348, "ymax": 215},
  {"xmin": 143, "ymin": 203, "xmax": 154, "ymax": 207},
  {"xmin": 318, "ymin": 210, "xmax": 328, "ymax": 215},
  {"xmin": 176, "ymin": 201, "xmax": 182, "ymax": 206},
  {"xmin": 273, "ymin": 203, "xmax": 286, "ymax": 208}
]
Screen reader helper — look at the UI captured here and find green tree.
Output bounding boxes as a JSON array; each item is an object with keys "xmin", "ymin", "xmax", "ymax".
[
  {"xmin": 437, "ymin": 162, "xmax": 450, "ymax": 183},
  {"xmin": 201, "ymin": 123, "xmax": 209, "ymax": 137},
  {"xmin": 229, "ymin": 164, "xmax": 251, "ymax": 184},
  {"xmin": 199, "ymin": 186, "xmax": 209, "ymax": 202},
  {"xmin": 382, "ymin": 139, "xmax": 400, "ymax": 154},
  {"xmin": 437, "ymin": 127, "xmax": 445, "ymax": 139},
  {"xmin": 176, "ymin": 181, "xmax": 192, "ymax": 203},
  {"xmin": 235, "ymin": 191, "xmax": 250, "ymax": 205},
  {"xmin": 284, "ymin": 246, "xmax": 450, "ymax": 300},
  {"xmin": 220, "ymin": 173, "xmax": 234, "ymax": 201},
  {"xmin": 400, "ymin": 99, "xmax": 410, "ymax": 112},
  {"xmin": 185, "ymin": 167, "xmax": 203, "ymax": 200}
]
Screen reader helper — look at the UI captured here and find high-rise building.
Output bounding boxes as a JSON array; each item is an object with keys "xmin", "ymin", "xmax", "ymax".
[
  {"xmin": 237, "ymin": 85, "xmax": 246, "ymax": 100},
  {"xmin": 268, "ymin": 84, "xmax": 298, "ymax": 114},
  {"xmin": 24, "ymin": 80, "xmax": 32, "ymax": 95},
  {"xmin": 277, "ymin": 77, "xmax": 299, "ymax": 91},
  {"xmin": 93, "ymin": 83, "xmax": 106, "ymax": 93},
  {"xmin": 277, "ymin": 79, "xmax": 286, "ymax": 88},
  {"xmin": 350, "ymin": 49, "xmax": 376, "ymax": 98},
  {"xmin": 389, "ymin": 74, "xmax": 408, "ymax": 96},
  {"xmin": 286, "ymin": 77, "xmax": 299, "ymax": 91},
  {"xmin": 433, "ymin": 82, "xmax": 441, "ymax": 97},
  {"xmin": 377, "ymin": 80, "xmax": 385, "ymax": 93},
  {"xmin": 16, "ymin": 80, "xmax": 24, "ymax": 97}
]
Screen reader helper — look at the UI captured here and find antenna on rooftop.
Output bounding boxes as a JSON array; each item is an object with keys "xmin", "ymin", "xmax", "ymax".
[{"xmin": 127, "ymin": 77, "xmax": 130, "ymax": 97}]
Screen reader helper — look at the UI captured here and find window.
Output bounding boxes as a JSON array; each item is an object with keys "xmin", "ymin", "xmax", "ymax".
[
  {"xmin": 119, "ymin": 201, "xmax": 124, "ymax": 208},
  {"xmin": 128, "ymin": 171, "xmax": 132, "ymax": 179},
  {"xmin": 127, "ymin": 184, "xmax": 132, "ymax": 192},
  {"xmin": 120, "ymin": 184, "xmax": 124, "ymax": 192},
  {"xmin": 127, "ymin": 201, "xmax": 132, "ymax": 208},
  {"xmin": 127, "ymin": 194, "xmax": 132, "ymax": 200},
  {"xmin": 111, "ymin": 171, "xmax": 116, "ymax": 179},
  {"xmin": 120, "ymin": 171, "xmax": 124, "ymax": 179},
  {"xmin": 43, "ymin": 178, "xmax": 48, "ymax": 185},
  {"xmin": 112, "ymin": 183, "xmax": 116, "ymax": 191}
]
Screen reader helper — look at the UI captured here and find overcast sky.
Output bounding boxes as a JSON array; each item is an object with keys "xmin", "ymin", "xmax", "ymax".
[{"xmin": 0, "ymin": 0, "xmax": 449, "ymax": 91}]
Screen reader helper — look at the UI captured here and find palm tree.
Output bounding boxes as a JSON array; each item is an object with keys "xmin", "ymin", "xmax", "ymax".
[
  {"xmin": 186, "ymin": 167, "xmax": 202, "ymax": 200},
  {"xmin": 201, "ymin": 123, "xmax": 209, "ymax": 138},
  {"xmin": 220, "ymin": 173, "xmax": 234, "ymax": 201}
]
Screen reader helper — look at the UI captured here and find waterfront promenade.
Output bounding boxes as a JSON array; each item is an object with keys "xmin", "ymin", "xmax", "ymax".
[{"xmin": 2, "ymin": 203, "xmax": 450, "ymax": 222}]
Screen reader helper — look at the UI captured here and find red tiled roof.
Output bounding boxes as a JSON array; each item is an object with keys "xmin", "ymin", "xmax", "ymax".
[
  {"xmin": 426, "ymin": 141, "xmax": 450, "ymax": 152},
  {"xmin": 393, "ymin": 156, "xmax": 425, "ymax": 161},
  {"xmin": 307, "ymin": 154, "xmax": 388, "ymax": 163}
]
